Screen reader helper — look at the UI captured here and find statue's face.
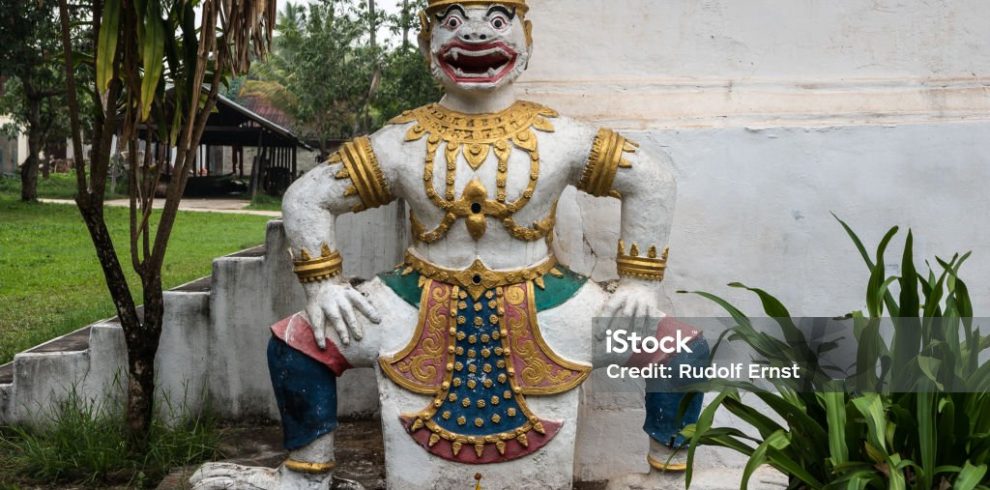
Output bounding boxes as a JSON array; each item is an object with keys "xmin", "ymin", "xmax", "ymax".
[{"xmin": 423, "ymin": 4, "xmax": 531, "ymax": 93}]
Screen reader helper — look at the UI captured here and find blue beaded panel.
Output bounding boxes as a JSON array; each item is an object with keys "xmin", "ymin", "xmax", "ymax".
[{"xmin": 431, "ymin": 288, "xmax": 526, "ymax": 437}]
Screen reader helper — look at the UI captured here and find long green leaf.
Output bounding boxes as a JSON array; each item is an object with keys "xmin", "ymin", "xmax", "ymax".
[
  {"xmin": 755, "ymin": 391, "xmax": 828, "ymax": 449},
  {"xmin": 852, "ymin": 394, "xmax": 888, "ymax": 453},
  {"xmin": 95, "ymin": 0, "xmax": 122, "ymax": 93},
  {"xmin": 685, "ymin": 391, "xmax": 731, "ymax": 489},
  {"xmin": 867, "ymin": 226, "xmax": 900, "ymax": 317},
  {"xmin": 140, "ymin": 0, "xmax": 166, "ymax": 121},
  {"xmin": 722, "ymin": 397, "xmax": 786, "ymax": 439},
  {"xmin": 955, "ymin": 461, "xmax": 988, "ymax": 490},
  {"xmin": 898, "ymin": 230, "xmax": 920, "ymax": 317},
  {"xmin": 822, "ymin": 389, "xmax": 849, "ymax": 466},
  {"xmin": 918, "ymin": 391, "xmax": 936, "ymax": 490},
  {"xmin": 833, "ymin": 212, "xmax": 876, "ymax": 269},
  {"xmin": 834, "ymin": 214, "xmax": 900, "ymax": 317},
  {"xmin": 740, "ymin": 430, "xmax": 788, "ymax": 490}
]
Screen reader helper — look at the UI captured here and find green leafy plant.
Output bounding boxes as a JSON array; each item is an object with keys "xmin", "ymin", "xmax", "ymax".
[
  {"xmin": 0, "ymin": 388, "xmax": 220, "ymax": 488},
  {"xmin": 681, "ymin": 216, "xmax": 989, "ymax": 489}
]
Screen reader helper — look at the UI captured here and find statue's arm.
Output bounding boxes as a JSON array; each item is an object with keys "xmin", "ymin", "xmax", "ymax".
[
  {"xmin": 282, "ymin": 134, "xmax": 396, "ymax": 347},
  {"xmin": 572, "ymin": 127, "xmax": 677, "ymax": 332}
]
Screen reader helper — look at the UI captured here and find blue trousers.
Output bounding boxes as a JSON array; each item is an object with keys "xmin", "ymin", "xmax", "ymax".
[
  {"xmin": 643, "ymin": 337, "xmax": 710, "ymax": 448},
  {"xmin": 268, "ymin": 336, "xmax": 709, "ymax": 450}
]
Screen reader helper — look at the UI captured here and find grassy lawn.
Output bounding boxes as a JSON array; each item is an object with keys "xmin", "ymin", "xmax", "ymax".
[
  {"xmin": 246, "ymin": 193, "xmax": 282, "ymax": 211},
  {"xmin": 0, "ymin": 187, "xmax": 272, "ymax": 364},
  {"xmin": 0, "ymin": 172, "xmax": 127, "ymax": 200}
]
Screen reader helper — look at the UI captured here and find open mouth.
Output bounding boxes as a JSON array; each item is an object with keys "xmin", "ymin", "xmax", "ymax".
[{"xmin": 438, "ymin": 41, "xmax": 518, "ymax": 84}]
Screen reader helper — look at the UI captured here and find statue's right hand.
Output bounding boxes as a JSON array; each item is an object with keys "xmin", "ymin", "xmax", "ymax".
[{"xmin": 303, "ymin": 281, "xmax": 382, "ymax": 349}]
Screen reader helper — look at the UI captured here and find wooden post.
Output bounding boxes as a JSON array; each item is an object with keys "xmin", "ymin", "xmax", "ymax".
[{"xmin": 291, "ymin": 145, "xmax": 297, "ymax": 180}]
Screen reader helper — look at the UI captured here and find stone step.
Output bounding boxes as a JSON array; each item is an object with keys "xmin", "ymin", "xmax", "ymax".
[
  {"xmin": 26, "ymin": 325, "xmax": 93, "ymax": 354},
  {"xmin": 0, "ymin": 361, "xmax": 11, "ymax": 385}
]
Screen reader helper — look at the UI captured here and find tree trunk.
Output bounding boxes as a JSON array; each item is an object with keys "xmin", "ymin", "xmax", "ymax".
[
  {"xmin": 368, "ymin": 0, "xmax": 377, "ymax": 50},
  {"xmin": 75, "ymin": 201, "xmax": 148, "ymax": 433},
  {"xmin": 20, "ymin": 96, "xmax": 43, "ymax": 202},
  {"xmin": 125, "ymin": 273, "xmax": 164, "ymax": 441},
  {"xmin": 402, "ymin": 0, "xmax": 410, "ymax": 49},
  {"xmin": 20, "ymin": 152, "xmax": 39, "ymax": 202}
]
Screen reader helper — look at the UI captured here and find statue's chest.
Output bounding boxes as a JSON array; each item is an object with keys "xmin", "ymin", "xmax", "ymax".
[{"xmin": 391, "ymin": 102, "xmax": 565, "ymax": 244}]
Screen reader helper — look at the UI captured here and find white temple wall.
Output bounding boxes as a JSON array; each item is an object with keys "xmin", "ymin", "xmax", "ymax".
[{"xmin": 517, "ymin": 0, "xmax": 990, "ymax": 317}]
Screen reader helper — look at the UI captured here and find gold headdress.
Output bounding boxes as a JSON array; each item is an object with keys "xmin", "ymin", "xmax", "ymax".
[{"xmin": 426, "ymin": 0, "xmax": 529, "ymax": 14}]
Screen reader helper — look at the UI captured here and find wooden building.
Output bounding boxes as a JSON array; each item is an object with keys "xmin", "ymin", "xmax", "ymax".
[{"xmin": 159, "ymin": 94, "xmax": 312, "ymax": 197}]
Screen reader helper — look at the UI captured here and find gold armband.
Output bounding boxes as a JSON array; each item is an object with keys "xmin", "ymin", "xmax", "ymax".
[
  {"xmin": 283, "ymin": 458, "xmax": 336, "ymax": 475},
  {"xmin": 329, "ymin": 136, "xmax": 392, "ymax": 212},
  {"xmin": 616, "ymin": 240, "xmax": 669, "ymax": 281},
  {"xmin": 578, "ymin": 128, "xmax": 638, "ymax": 198},
  {"xmin": 292, "ymin": 243, "xmax": 343, "ymax": 284}
]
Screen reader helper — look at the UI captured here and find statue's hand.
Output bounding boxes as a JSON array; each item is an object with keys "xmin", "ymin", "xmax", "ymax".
[
  {"xmin": 595, "ymin": 279, "xmax": 667, "ymax": 341},
  {"xmin": 303, "ymin": 281, "xmax": 382, "ymax": 349}
]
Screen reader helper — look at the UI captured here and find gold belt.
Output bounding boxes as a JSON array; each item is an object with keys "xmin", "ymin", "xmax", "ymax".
[{"xmin": 402, "ymin": 251, "xmax": 561, "ymax": 300}]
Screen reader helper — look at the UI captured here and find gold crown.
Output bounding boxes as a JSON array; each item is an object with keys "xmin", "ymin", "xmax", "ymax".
[{"xmin": 426, "ymin": 0, "xmax": 528, "ymax": 14}]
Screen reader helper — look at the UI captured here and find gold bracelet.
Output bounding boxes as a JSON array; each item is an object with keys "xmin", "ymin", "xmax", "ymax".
[
  {"xmin": 616, "ymin": 240, "xmax": 668, "ymax": 281},
  {"xmin": 283, "ymin": 458, "xmax": 336, "ymax": 475},
  {"xmin": 292, "ymin": 243, "xmax": 343, "ymax": 283},
  {"xmin": 329, "ymin": 136, "xmax": 392, "ymax": 213},
  {"xmin": 578, "ymin": 128, "xmax": 638, "ymax": 199}
]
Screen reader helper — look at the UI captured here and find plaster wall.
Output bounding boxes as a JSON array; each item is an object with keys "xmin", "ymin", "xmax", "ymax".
[
  {"xmin": 512, "ymin": 0, "xmax": 990, "ymax": 317},
  {"xmin": 525, "ymin": 0, "xmax": 989, "ymax": 82},
  {"xmin": 517, "ymin": 0, "xmax": 990, "ymax": 129}
]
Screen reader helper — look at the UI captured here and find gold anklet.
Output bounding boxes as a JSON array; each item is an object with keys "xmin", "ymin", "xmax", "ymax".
[
  {"xmin": 284, "ymin": 458, "xmax": 337, "ymax": 475},
  {"xmin": 647, "ymin": 454, "xmax": 687, "ymax": 473}
]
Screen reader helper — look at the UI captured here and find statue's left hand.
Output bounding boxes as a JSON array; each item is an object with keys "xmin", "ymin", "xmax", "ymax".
[{"xmin": 595, "ymin": 279, "xmax": 667, "ymax": 341}]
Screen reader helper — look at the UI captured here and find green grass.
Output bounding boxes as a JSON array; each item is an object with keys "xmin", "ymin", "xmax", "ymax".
[
  {"xmin": 0, "ymin": 390, "xmax": 221, "ymax": 488},
  {"xmin": 0, "ymin": 186, "xmax": 272, "ymax": 364},
  {"xmin": 0, "ymin": 172, "xmax": 127, "ymax": 200},
  {"xmin": 246, "ymin": 193, "xmax": 282, "ymax": 211}
]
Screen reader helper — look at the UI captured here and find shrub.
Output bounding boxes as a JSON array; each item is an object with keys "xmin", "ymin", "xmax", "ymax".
[{"xmin": 682, "ymin": 216, "xmax": 989, "ymax": 489}]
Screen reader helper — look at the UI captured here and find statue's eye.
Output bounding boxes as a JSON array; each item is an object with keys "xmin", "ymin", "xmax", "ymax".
[
  {"xmin": 442, "ymin": 15, "xmax": 463, "ymax": 30},
  {"xmin": 490, "ymin": 14, "xmax": 509, "ymax": 31}
]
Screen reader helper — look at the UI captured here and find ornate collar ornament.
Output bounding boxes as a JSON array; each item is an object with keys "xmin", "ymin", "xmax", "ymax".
[{"xmin": 390, "ymin": 101, "xmax": 559, "ymax": 243}]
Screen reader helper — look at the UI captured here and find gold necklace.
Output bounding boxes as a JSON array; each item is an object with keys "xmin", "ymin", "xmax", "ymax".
[{"xmin": 390, "ymin": 101, "xmax": 559, "ymax": 243}]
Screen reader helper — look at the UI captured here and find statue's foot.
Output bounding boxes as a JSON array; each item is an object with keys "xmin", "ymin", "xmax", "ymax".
[
  {"xmin": 647, "ymin": 439, "xmax": 688, "ymax": 473},
  {"xmin": 189, "ymin": 461, "xmax": 352, "ymax": 490},
  {"xmin": 189, "ymin": 462, "xmax": 281, "ymax": 490}
]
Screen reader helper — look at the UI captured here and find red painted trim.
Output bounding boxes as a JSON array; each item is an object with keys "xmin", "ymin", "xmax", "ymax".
[
  {"xmin": 401, "ymin": 415, "xmax": 563, "ymax": 464},
  {"xmin": 271, "ymin": 313, "xmax": 353, "ymax": 376}
]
